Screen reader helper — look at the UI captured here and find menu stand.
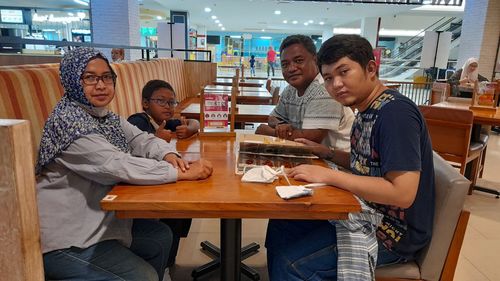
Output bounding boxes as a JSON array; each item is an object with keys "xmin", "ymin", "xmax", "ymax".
[
  {"xmin": 199, "ymin": 78, "xmax": 237, "ymax": 137},
  {"xmin": 469, "ymin": 81, "xmax": 499, "ymax": 113}
]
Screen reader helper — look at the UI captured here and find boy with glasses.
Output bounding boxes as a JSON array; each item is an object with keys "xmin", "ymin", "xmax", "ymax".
[
  {"xmin": 127, "ymin": 79, "xmax": 199, "ymax": 270},
  {"xmin": 128, "ymin": 79, "xmax": 200, "ymax": 142}
]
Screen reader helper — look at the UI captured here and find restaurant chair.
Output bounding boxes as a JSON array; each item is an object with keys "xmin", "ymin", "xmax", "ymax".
[
  {"xmin": 418, "ymin": 105, "xmax": 486, "ymax": 193},
  {"xmin": 271, "ymin": 86, "xmax": 280, "ymax": 105},
  {"xmin": 376, "ymin": 152, "xmax": 470, "ymax": 281}
]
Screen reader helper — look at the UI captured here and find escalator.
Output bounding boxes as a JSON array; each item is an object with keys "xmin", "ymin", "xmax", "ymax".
[{"xmin": 380, "ymin": 17, "xmax": 462, "ymax": 79}]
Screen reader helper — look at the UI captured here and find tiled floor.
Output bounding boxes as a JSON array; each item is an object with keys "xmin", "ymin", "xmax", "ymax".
[{"xmin": 171, "ymin": 133, "xmax": 500, "ymax": 281}]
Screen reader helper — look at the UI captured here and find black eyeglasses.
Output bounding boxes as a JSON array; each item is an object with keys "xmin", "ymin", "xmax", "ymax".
[
  {"xmin": 149, "ymin": 99, "xmax": 178, "ymax": 107},
  {"xmin": 81, "ymin": 74, "xmax": 116, "ymax": 85}
]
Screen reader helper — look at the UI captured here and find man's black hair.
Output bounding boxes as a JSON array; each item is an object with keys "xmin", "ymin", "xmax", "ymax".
[
  {"xmin": 279, "ymin": 34, "xmax": 316, "ymax": 55},
  {"xmin": 142, "ymin": 79, "xmax": 175, "ymax": 100},
  {"xmin": 317, "ymin": 34, "xmax": 374, "ymax": 73}
]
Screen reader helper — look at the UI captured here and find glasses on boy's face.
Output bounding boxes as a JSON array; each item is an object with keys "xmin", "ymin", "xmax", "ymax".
[
  {"xmin": 81, "ymin": 74, "xmax": 116, "ymax": 85},
  {"xmin": 149, "ymin": 99, "xmax": 178, "ymax": 107}
]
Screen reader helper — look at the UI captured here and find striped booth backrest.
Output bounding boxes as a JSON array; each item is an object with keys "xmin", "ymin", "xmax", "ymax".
[
  {"xmin": 156, "ymin": 58, "xmax": 191, "ymax": 103},
  {"xmin": 0, "ymin": 59, "xmax": 208, "ymax": 158},
  {"xmin": 110, "ymin": 60, "xmax": 163, "ymax": 117},
  {"xmin": 0, "ymin": 64, "xmax": 63, "ymax": 154}
]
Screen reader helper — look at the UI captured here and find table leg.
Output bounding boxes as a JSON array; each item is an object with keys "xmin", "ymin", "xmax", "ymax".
[{"xmin": 221, "ymin": 218, "xmax": 241, "ymax": 281}]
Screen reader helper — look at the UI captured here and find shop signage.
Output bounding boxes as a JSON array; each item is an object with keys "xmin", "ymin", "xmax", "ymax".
[{"xmin": 1, "ymin": 9, "xmax": 24, "ymax": 24}]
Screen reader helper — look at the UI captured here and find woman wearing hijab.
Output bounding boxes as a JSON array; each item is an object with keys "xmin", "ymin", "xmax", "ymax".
[
  {"xmin": 448, "ymin": 57, "xmax": 489, "ymax": 98},
  {"xmin": 36, "ymin": 47, "xmax": 213, "ymax": 281}
]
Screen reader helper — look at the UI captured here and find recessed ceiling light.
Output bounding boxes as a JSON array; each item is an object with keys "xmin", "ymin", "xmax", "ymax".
[
  {"xmin": 274, "ymin": 10, "xmax": 281, "ymax": 15},
  {"xmin": 204, "ymin": 7, "xmax": 211, "ymax": 12},
  {"xmin": 218, "ymin": 23, "xmax": 222, "ymax": 27},
  {"xmin": 292, "ymin": 20, "xmax": 298, "ymax": 24},
  {"xmin": 283, "ymin": 20, "xmax": 287, "ymax": 24},
  {"xmin": 221, "ymin": 27, "xmax": 226, "ymax": 30},
  {"xmin": 211, "ymin": 15, "xmax": 217, "ymax": 19},
  {"xmin": 308, "ymin": 20, "xmax": 313, "ymax": 23},
  {"xmin": 215, "ymin": 19, "xmax": 220, "ymax": 23},
  {"xmin": 319, "ymin": 21, "xmax": 325, "ymax": 25},
  {"xmin": 156, "ymin": 16, "xmax": 162, "ymax": 20},
  {"xmin": 261, "ymin": 29, "xmax": 265, "ymax": 32},
  {"xmin": 304, "ymin": 22, "xmax": 309, "ymax": 26}
]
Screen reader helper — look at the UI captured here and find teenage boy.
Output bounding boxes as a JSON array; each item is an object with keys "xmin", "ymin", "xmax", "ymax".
[{"xmin": 265, "ymin": 34, "xmax": 435, "ymax": 280}]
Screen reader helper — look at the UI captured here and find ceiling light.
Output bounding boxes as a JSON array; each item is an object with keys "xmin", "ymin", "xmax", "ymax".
[
  {"xmin": 333, "ymin": 28, "xmax": 361, "ymax": 35},
  {"xmin": 74, "ymin": 0, "xmax": 88, "ymax": 6},
  {"xmin": 283, "ymin": 20, "xmax": 287, "ymax": 24},
  {"xmin": 304, "ymin": 22, "xmax": 309, "ymax": 26},
  {"xmin": 215, "ymin": 19, "xmax": 220, "ymax": 23},
  {"xmin": 274, "ymin": 10, "xmax": 281, "ymax": 15},
  {"xmin": 221, "ymin": 27, "xmax": 226, "ymax": 30},
  {"xmin": 261, "ymin": 29, "xmax": 265, "ymax": 32},
  {"xmin": 204, "ymin": 7, "xmax": 211, "ymax": 12},
  {"xmin": 292, "ymin": 20, "xmax": 298, "ymax": 24},
  {"xmin": 156, "ymin": 16, "xmax": 162, "ymax": 20},
  {"xmin": 319, "ymin": 21, "xmax": 324, "ymax": 25},
  {"xmin": 218, "ymin": 23, "xmax": 222, "ymax": 27},
  {"xmin": 211, "ymin": 15, "xmax": 217, "ymax": 19},
  {"xmin": 230, "ymin": 35, "xmax": 241, "ymax": 38},
  {"xmin": 261, "ymin": 36, "xmax": 272, "ymax": 39},
  {"xmin": 308, "ymin": 20, "xmax": 313, "ymax": 23}
]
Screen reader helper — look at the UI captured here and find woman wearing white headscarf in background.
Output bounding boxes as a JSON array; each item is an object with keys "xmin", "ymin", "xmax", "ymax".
[
  {"xmin": 37, "ymin": 47, "xmax": 213, "ymax": 281},
  {"xmin": 448, "ymin": 57, "xmax": 488, "ymax": 97}
]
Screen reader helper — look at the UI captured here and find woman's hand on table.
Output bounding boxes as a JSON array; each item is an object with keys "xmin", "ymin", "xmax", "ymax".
[
  {"xmin": 177, "ymin": 159, "xmax": 213, "ymax": 181},
  {"xmin": 164, "ymin": 153, "xmax": 189, "ymax": 172}
]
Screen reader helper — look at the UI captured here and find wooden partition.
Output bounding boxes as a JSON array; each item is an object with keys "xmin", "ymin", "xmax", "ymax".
[
  {"xmin": 184, "ymin": 60, "xmax": 217, "ymax": 98},
  {"xmin": 0, "ymin": 120, "xmax": 44, "ymax": 281},
  {"xmin": 0, "ymin": 54, "xmax": 61, "ymax": 66}
]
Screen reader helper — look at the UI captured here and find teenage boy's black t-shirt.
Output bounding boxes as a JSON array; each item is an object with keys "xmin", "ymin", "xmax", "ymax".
[{"xmin": 350, "ymin": 89, "xmax": 435, "ymax": 260}]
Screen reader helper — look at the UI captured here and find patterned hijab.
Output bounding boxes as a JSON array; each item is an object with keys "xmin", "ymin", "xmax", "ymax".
[
  {"xmin": 460, "ymin": 57, "xmax": 479, "ymax": 82},
  {"xmin": 35, "ymin": 47, "xmax": 129, "ymax": 174}
]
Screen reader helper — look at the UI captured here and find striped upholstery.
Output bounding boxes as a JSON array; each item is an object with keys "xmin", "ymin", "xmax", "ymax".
[
  {"xmin": 0, "ymin": 65, "xmax": 63, "ymax": 153},
  {"xmin": 0, "ymin": 58, "xmax": 213, "ymax": 157}
]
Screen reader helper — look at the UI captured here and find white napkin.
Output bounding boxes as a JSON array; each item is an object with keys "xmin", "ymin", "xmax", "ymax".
[
  {"xmin": 241, "ymin": 165, "xmax": 280, "ymax": 183},
  {"xmin": 275, "ymin": 185, "xmax": 314, "ymax": 200}
]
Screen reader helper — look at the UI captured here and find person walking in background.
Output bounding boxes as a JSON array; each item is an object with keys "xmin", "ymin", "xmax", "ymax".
[
  {"xmin": 249, "ymin": 55, "xmax": 256, "ymax": 77},
  {"xmin": 267, "ymin": 46, "xmax": 277, "ymax": 77}
]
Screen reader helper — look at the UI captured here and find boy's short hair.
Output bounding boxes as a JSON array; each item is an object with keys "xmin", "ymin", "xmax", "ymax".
[
  {"xmin": 317, "ymin": 34, "xmax": 374, "ymax": 73},
  {"xmin": 279, "ymin": 34, "xmax": 316, "ymax": 56},
  {"xmin": 142, "ymin": 79, "xmax": 175, "ymax": 100}
]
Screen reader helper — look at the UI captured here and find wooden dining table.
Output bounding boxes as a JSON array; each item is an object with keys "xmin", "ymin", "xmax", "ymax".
[
  {"xmin": 434, "ymin": 99, "xmax": 500, "ymax": 197},
  {"xmin": 181, "ymin": 102, "xmax": 275, "ymax": 123},
  {"xmin": 213, "ymin": 78, "xmax": 266, "ymax": 87},
  {"xmin": 433, "ymin": 100, "xmax": 500, "ymax": 126},
  {"xmin": 100, "ymin": 135, "xmax": 360, "ymax": 281},
  {"xmin": 202, "ymin": 86, "xmax": 272, "ymax": 105},
  {"xmin": 204, "ymin": 85, "xmax": 269, "ymax": 93}
]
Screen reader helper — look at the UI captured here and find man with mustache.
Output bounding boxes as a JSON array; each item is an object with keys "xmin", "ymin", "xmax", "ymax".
[{"xmin": 256, "ymin": 34, "xmax": 353, "ymax": 152}]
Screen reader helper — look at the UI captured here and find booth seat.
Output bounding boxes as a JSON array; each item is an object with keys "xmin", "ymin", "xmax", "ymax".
[{"xmin": 0, "ymin": 58, "xmax": 216, "ymax": 157}]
